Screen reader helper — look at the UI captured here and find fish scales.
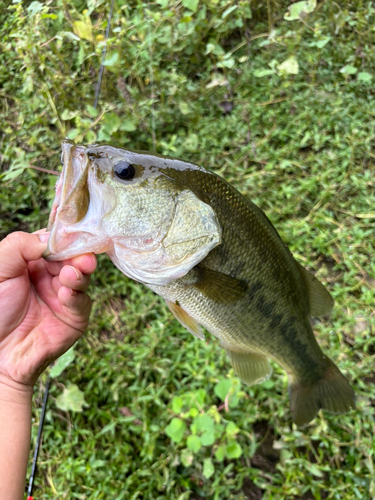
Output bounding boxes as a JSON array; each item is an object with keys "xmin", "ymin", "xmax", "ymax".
[
  {"xmin": 149, "ymin": 167, "xmax": 324, "ymax": 379},
  {"xmin": 44, "ymin": 141, "xmax": 355, "ymax": 425}
]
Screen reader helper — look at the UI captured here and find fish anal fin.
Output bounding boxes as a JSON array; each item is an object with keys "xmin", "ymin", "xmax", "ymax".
[
  {"xmin": 191, "ymin": 268, "xmax": 247, "ymax": 304},
  {"xmin": 288, "ymin": 359, "xmax": 355, "ymax": 426},
  {"xmin": 297, "ymin": 262, "xmax": 334, "ymax": 317},
  {"xmin": 166, "ymin": 300, "xmax": 205, "ymax": 340},
  {"xmin": 225, "ymin": 347, "xmax": 272, "ymax": 386}
]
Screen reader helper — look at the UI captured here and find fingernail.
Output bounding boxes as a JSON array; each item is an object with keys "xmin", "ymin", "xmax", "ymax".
[
  {"xmin": 38, "ymin": 232, "xmax": 50, "ymax": 243},
  {"xmin": 69, "ymin": 266, "xmax": 82, "ymax": 281},
  {"xmin": 70, "ymin": 289, "xmax": 78, "ymax": 296}
]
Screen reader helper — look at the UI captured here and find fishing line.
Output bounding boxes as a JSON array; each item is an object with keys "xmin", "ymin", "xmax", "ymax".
[
  {"xmin": 26, "ymin": 2, "xmax": 115, "ymax": 498},
  {"xmin": 26, "ymin": 378, "xmax": 50, "ymax": 500},
  {"xmin": 94, "ymin": 0, "xmax": 116, "ymax": 110}
]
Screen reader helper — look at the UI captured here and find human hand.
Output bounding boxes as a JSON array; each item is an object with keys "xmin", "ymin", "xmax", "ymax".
[{"xmin": 0, "ymin": 231, "xmax": 97, "ymax": 392}]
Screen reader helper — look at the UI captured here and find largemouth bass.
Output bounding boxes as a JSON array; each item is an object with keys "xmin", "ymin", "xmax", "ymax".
[{"xmin": 44, "ymin": 140, "xmax": 355, "ymax": 425}]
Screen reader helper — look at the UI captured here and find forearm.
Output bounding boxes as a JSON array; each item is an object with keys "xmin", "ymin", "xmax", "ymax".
[{"xmin": 0, "ymin": 378, "xmax": 33, "ymax": 500}]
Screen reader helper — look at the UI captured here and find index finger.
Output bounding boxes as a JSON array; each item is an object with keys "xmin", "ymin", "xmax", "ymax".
[{"xmin": 45, "ymin": 253, "xmax": 97, "ymax": 277}]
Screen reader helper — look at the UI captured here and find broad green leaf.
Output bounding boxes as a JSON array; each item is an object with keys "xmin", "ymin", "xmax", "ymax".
[
  {"xmin": 277, "ymin": 56, "xmax": 299, "ymax": 75},
  {"xmin": 215, "ymin": 445, "xmax": 225, "ymax": 462},
  {"xmin": 284, "ymin": 0, "xmax": 317, "ymax": 21},
  {"xmin": 225, "ymin": 440, "xmax": 242, "ymax": 459},
  {"xmin": 2, "ymin": 167, "xmax": 25, "ymax": 182},
  {"xmin": 61, "ymin": 109, "xmax": 78, "ymax": 120},
  {"xmin": 172, "ymin": 396, "xmax": 184, "ymax": 414},
  {"xmin": 85, "ymin": 129, "xmax": 96, "ymax": 144},
  {"xmin": 203, "ymin": 458, "xmax": 215, "ymax": 479},
  {"xmin": 165, "ymin": 418, "xmax": 186, "ymax": 443},
  {"xmin": 253, "ymin": 69, "xmax": 275, "ymax": 78},
  {"xmin": 55, "ymin": 384, "xmax": 87, "ymax": 412},
  {"xmin": 194, "ymin": 389, "xmax": 207, "ymax": 406},
  {"xmin": 214, "ymin": 378, "xmax": 240, "ymax": 407},
  {"xmin": 181, "ymin": 449, "xmax": 194, "ymax": 467},
  {"xmin": 179, "ymin": 102, "xmax": 190, "ymax": 115},
  {"xmin": 182, "ymin": 0, "xmax": 199, "ymax": 12},
  {"xmin": 184, "ymin": 389, "xmax": 206, "ymax": 409},
  {"xmin": 67, "ymin": 128, "xmax": 80, "ymax": 140},
  {"xmin": 200, "ymin": 430, "xmax": 215, "ymax": 446},
  {"xmin": 102, "ymin": 112, "xmax": 121, "ymax": 134},
  {"xmin": 119, "ymin": 120, "xmax": 137, "ymax": 132},
  {"xmin": 86, "ymin": 104, "xmax": 99, "ymax": 118},
  {"xmin": 49, "ymin": 347, "xmax": 75, "ymax": 378},
  {"xmin": 27, "ymin": 1, "xmax": 44, "ymax": 16},
  {"xmin": 156, "ymin": 0, "xmax": 169, "ymax": 6},
  {"xmin": 187, "ymin": 435, "xmax": 201, "ymax": 453},
  {"xmin": 358, "ymin": 72, "xmax": 372, "ymax": 82},
  {"xmin": 189, "ymin": 407, "xmax": 199, "ymax": 418},
  {"xmin": 214, "ymin": 379, "xmax": 232, "ymax": 401},
  {"xmin": 261, "ymin": 379, "xmax": 275, "ymax": 389},
  {"xmin": 103, "ymin": 51, "xmax": 119, "ymax": 67},
  {"xmin": 280, "ymin": 449, "xmax": 293, "ymax": 463},
  {"xmin": 205, "ymin": 42, "xmax": 224, "ymax": 56},
  {"xmin": 192, "ymin": 413, "xmax": 214, "ymax": 432},
  {"xmin": 73, "ymin": 20, "xmax": 93, "ymax": 42},
  {"xmin": 340, "ymin": 65, "xmax": 357, "ymax": 75},
  {"xmin": 315, "ymin": 37, "xmax": 331, "ymax": 48},
  {"xmin": 221, "ymin": 58, "xmax": 235, "ymax": 69},
  {"xmin": 22, "ymin": 74, "xmax": 34, "ymax": 94},
  {"xmin": 225, "ymin": 421, "xmax": 239, "ymax": 437}
]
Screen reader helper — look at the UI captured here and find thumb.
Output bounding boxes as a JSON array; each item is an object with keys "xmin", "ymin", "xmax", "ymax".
[{"xmin": 0, "ymin": 231, "xmax": 50, "ymax": 283}]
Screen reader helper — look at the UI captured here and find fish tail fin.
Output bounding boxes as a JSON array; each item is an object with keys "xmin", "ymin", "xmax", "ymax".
[{"xmin": 288, "ymin": 359, "xmax": 355, "ymax": 425}]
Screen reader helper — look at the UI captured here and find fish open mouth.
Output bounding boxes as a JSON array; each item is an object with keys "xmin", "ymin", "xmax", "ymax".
[
  {"xmin": 47, "ymin": 141, "xmax": 89, "ymax": 230},
  {"xmin": 43, "ymin": 141, "xmax": 91, "ymax": 259}
]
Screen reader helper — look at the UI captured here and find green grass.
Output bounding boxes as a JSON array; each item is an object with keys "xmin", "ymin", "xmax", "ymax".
[{"xmin": 1, "ymin": 0, "xmax": 375, "ymax": 498}]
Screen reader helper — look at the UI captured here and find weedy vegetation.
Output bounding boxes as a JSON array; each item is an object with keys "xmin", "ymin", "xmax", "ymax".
[{"xmin": 1, "ymin": 0, "xmax": 375, "ymax": 498}]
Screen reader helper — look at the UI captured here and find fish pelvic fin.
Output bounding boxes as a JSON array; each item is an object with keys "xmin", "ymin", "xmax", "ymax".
[
  {"xmin": 288, "ymin": 359, "xmax": 355, "ymax": 426},
  {"xmin": 225, "ymin": 347, "xmax": 272, "ymax": 386},
  {"xmin": 297, "ymin": 262, "xmax": 334, "ymax": 317},
  {"xmin": 166, "ymin": 300, "xmax": 205, "ymax": 340}
]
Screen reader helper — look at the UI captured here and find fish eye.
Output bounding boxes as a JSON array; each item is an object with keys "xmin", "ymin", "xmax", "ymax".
[{"xmin": 114, "ymin": 161, "xmax": 136, "ymax": 181}]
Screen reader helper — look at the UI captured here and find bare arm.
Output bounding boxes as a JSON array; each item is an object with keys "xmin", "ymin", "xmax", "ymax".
[
  {"xmin": 0, "ymin": 382, "xmax": 32, "ymax": 500},
  {"xmin": 0, "ymin": 231, "xmax": 97, "ymax": 499}
]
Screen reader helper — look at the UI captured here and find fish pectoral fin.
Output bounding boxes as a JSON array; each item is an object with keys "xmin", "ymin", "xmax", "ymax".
[
  {"xmin": 225, "ymin": 347, "xmax": 272, "ymax": 386},
  {"xmin": 288, "ymin": 359, "xmax": 355, "ymax": 426},
  {"xmin": 190, "ymin": 268, "xmax": 248, "ymax": 304},
  {"xmin": 166, "ymin": 300, "xmax": 205, "ymax": 340},
  {"xmin": 297, "ymin": 262, "xmax": 334, "ymax": 317}
]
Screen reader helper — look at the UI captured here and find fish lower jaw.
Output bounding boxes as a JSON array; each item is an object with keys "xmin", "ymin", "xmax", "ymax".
[{"xmin": 44, "ymin": 225, "xmax": 114, "ymax": 261}]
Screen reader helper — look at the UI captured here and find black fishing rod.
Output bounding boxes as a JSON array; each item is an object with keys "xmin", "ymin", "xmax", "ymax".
[{"xmin": 26, "ymin": 1, "xmax": 115, "ymax": 497}]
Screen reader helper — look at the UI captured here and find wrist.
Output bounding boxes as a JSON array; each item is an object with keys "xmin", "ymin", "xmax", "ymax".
[{"xmin": 0, "ymin": 374, "xmax": 33, "ymax": 406}]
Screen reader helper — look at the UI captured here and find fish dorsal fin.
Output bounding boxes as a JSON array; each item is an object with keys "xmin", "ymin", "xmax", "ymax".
[
  {"xmin": 166, "ymin": 300, "xmax": 205, "ymax": 340},
  {"xmin": 297, "ymin": 262, "xmax": 334, "ymax": 317},
  {"xmin": 189, "ymin": 268, "xmax": 248, "ymax": 304},
  {"xmin": 225, "ymin": 347, "xmax": 272, "ymax": 386}
]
